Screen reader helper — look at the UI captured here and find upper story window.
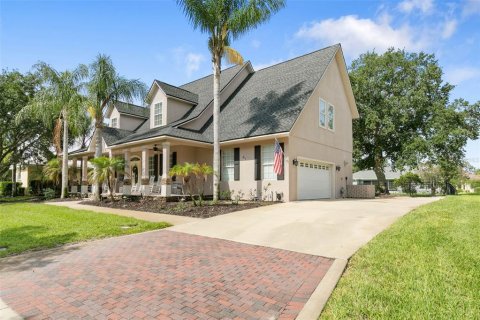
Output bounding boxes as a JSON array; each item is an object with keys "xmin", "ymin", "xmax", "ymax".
[
  {"xmin": 221, "ymin": 149, "xmax": 234, "ymax": 181},
  {"xmin": 319, "ymin": 99, "xmax": 335, "ymax": 131},
  {"xmin": 111, "ymin": 118, "xmax": 117, "ymax": 128},
  {"xmin": 319, "ymin": 100, "xmax": 326, "ymax": 128},
  {"xmin": 328, "ymin": 104, "xmax": 335, "ymax": 130},
  {"xmin": 262, "ymin": 144, "xmax": 276, "ymax": 180},
  {"xmin": 154, "ymin": 102, "xmax": 163, "ymax": 126}
]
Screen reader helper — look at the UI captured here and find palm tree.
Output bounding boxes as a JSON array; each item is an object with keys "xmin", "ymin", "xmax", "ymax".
[
  {"xmin": 176, "ymin": 0, "xmax": 285, "ymax": 200},
  {"xmin": 88, "ymin": 156, "xmax": 124, "ymax": 201},
  {"xmin": 192, "ymin": 162, "xmax": 213, "ymax": 200},
  {"xmin": 19, "ymin": 63, "xmax": 87, "ymax": 198},
  {"xmin": 85, "ymin": 54, "xmax": 147, "ymax": 200},
  {"xmin": 170, "ymin": 162, "xmax": 213, "ymax": 205},
  {"xmin": 43, "ymin": 157, "xmax": 61, "ymax": 189}
]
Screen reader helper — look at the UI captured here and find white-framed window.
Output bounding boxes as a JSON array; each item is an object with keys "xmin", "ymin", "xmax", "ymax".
[
  {"xmin": 328, "ymin": 104, "xmax": 335, "ymax": 130},
  {"xmin": 221, "ymin": 149, "xmax": 234, "ymax": 181},
  {"xmin": 154, "ymin": 102, "xmax": 162, "ymax": 126},
  {"xmin": 148, "ymin": 156, "xmax": 155, "ymax": 178},
  {"xmin": 262, "ymin": 144, "xmax": 276, "ymax": 180},
  {"xmin": 111, "ymin": 118, "xmax": 117, "ymax": 128},
  {"xmin": 319, "ymin": 99, "xmax": 327, "ymax": 128}
]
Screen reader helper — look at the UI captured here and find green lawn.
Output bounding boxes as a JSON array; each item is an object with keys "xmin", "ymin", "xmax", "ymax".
[
  {"xmin": 321, "ymin": 195, "xmax": 480, "ymax": 319},
  {"xmin": 0, "ymin": 203, "xmax": 171, "ymax": 257}
]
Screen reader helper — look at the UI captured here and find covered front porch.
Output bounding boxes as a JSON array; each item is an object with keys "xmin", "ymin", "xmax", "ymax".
[{"xmin": 69, "ymin": 137, "xmax": 213, "ymax": 198}]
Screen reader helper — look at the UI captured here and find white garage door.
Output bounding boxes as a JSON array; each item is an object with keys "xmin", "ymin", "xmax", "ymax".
[{"xmin": 297, "ymin": 160, "xmax": 332, "ymax": 200}]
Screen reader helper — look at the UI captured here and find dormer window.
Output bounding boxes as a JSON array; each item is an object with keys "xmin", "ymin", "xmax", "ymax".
[
  {"xmin": 154, "ymin": 102, "xmax": 163, "ymax": 126},
  {"xmin": 111, "ymin": 118, "xmax": 117, "ymax": 128}
]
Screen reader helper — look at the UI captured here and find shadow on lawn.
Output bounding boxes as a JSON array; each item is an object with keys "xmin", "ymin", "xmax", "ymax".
[{"xmin": 0, "ymin": 225, "xmax": 79, "ymax": 272}]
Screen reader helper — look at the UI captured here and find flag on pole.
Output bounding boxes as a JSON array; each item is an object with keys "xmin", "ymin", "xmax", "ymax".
[{"xmin": 273, "ymin": 139, "xmax": 284, "ymax": 175}]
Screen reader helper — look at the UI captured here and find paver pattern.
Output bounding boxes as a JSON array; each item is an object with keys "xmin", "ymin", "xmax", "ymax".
[{"xmin": 0, "ymin": 230, "xmax": 332, "ymax": 320}]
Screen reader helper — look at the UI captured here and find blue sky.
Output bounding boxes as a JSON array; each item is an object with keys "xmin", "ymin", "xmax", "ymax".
[{"xmin": 1, "ymin": 0, "xmax": 479, "ymax": 167}]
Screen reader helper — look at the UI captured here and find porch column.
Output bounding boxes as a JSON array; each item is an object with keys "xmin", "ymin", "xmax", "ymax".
[
  {"xmin": 71, "ymin": 158, "xmax": 78, "ymax": 193},
  {"xmin": 141, "ymin": 147, "xmax": 149, "ymax": 186},
  {"xmin": 161, "ymin": 142, "xmax": 171, "ymax": 196},
  {"xmin": 81, "ymin": 156, "xmax": 88, "ymax": 194},
  {"xmin": 122, "ymin": 150, "xmax": 131, "ymax": 194},
  {"xmin": 108, "ymin": 149, "xmax": 113, "ymax": 159}
]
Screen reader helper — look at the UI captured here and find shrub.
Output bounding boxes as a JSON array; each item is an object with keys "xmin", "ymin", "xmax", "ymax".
[
  {"xmin": 219, "ymin": 190, "xmax": 232, "ymax": 201},
  {"xmin": 0, "ymin": 181, "xmax": 22, "ymax": 196},
  {"xmin": 395, "ymin": 173, "xmax": 423, "ymax": 196},
  {"xmin": 473, "ymin": 187, "xmax": 480, "ymax": 195},
  {"xmin": 43, "ymin": 188, "xmax": 56, "ymax": 200}
]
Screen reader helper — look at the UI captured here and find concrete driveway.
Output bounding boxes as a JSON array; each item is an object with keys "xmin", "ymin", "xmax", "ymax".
[{"xmin": 171, "ymin": 197, "xmax": 441, "ymax": 260}]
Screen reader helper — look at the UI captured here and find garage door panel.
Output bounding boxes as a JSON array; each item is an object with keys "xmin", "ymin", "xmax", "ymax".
[{"xmin": 297, "ymin": 161, "xmax": 332, "ymax": 200}]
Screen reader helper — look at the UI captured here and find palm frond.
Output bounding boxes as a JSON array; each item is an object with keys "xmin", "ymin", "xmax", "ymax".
[
  {"xmin": 228, "ymin": 0, "xmax": 285, "ymax": 39},
  {"xmin": 223, "ymin": 46, "xmax": 244, "ymax": 65}
]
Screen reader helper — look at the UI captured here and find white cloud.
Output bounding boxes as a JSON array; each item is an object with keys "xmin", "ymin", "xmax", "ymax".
[
  {"xmin": 171, "ymin": 46, "xmax": 205, "ymax": 77},
  {"xmin": 251, "ymin": 39, "xmax": 261, "ymax": 49},
  {"xmin": 253, "ymin": 59, "xmax": 283, "ymax": 70},
  {"xmin": 185, "ymin": 53, "xmax": 205, "ymax": 77},
  {"xmin": 445, "ymin": 67, "xmax": 480, "ymax": 85},
  {"xmin": 441, "ymin": 19, "xmax": 457, "ymax": 39},
  {"xmin": 295, "ymin": 15, "xmax": 427, "ymax": 58},
  {"xmin": 398, "ymin": 0, "xmax": 434, "ymax": 14},
  {"xmin": 463, "ymin": 0, "xmax": 480, "ymax": 16}
]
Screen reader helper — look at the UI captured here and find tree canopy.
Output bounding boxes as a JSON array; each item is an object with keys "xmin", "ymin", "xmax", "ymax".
[
  {"xmin": 350, "ymin": 48, "xmax": 480, "ymax": 191},
  {"xmin": 0, "ymin": 70, "xmax": 52, "ymax": 180}
]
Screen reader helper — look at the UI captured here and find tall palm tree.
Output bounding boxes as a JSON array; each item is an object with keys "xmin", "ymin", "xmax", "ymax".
[
  {"xmin": 85, "ymin": 54, "xmax": 147, "ymax": 200},
  {"xmin": 19, "ymin": 63, "xmax": 87, "ymax": 198},
  {"xmin": 176, "ymin": 0, "xmax": 285, "ymax": 200}
]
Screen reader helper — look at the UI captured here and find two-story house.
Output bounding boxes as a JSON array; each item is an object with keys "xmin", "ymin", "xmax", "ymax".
[{"xmin": 70, "ymin": 44, "xmax": 359, "ymax": 201}]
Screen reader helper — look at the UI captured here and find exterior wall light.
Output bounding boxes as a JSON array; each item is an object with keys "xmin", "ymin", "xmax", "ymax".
[
  {"xmin": 336, "ymin": 165, "xmax": 341, "ymax": 171},
  {"xmin": 293, "ymin": 158, "xmax": 299, "ymax": 166}
]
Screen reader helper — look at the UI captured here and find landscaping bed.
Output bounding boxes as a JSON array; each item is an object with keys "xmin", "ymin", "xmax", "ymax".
[{"xmin": 81, "ymin": 198, "xmax": 277, "ymax": 218}]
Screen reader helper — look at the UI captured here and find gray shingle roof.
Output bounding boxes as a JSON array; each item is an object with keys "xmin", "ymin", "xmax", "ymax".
[
  {"xmin": 204, "ymin": 44, "xmax": 339, "ymax": 141},
  {"xmin": 114, "ymin": 101, "xmax": 149, "ymax": 118},
  {"xmin": 102, "ymin": 127, "xmax": 134, "ymax": 146},
  {"xmin": 155, "ymin": 80, "xmax": 198, "ymax": 104},
  {"xmin": 112, "ymin": 44, "xmax": 340, "ymax": 145}
]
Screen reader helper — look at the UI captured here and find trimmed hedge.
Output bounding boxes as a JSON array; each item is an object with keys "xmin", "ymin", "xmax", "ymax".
[{"xmin": 0, "ymin": 181, "xmax": 22, "ymax": 196}]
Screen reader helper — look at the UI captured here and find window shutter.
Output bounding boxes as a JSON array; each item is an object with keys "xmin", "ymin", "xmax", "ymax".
[
  {"xmin": 219, "ymin": 150, "xmax": 222, "ymax": 181},
  {"xmin": 160, "ymin": 154, "xmax": 163, "ymax": 177},
  {"xmin": 154, "ymin": 154, "xmax": 159, "ymax": 181},
  {"xmin": 171, "ymin": 152, "xmax": 177, "ymax": 181},
  {"xmin": 254, "ymin": 145, "xmax": 261, "ymax": 181},
  {"xmin": 277, "ymin": 143, "xmax": 285, "ymax": 180},
  {"xmin": 234, "ymin": 148, "xmax": 240, "ymax": 181}
]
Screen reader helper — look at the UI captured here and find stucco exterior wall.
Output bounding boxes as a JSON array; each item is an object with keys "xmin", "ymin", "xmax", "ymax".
[
  {"xmin": 120, "ymin": 114, "xmax": 146, "ymax": 131},
  {"xmin": 219, "ymin": 138, "xmax": 289, "ymax": 201},
  {"xmin": 167, "ymin": 98, "xmax": 193, "ymax": 124},
  {"xmin": 289, "ymin": 51, "xmax": 354, "ymax": 200}
]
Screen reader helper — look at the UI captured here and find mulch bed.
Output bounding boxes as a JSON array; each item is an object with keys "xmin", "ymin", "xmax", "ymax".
[{"xmin": 80, "ymin": 198, "xmax": 277, "ymax": 218}]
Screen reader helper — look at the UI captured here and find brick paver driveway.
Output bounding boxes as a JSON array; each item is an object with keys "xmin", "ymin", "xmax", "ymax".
[{"xmin": 0, "ymin": 230, "xmax": 332, "ymax": 320}]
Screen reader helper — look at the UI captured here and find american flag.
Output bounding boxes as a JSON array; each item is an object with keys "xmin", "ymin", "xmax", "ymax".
[{"xmin": 273, "ymin": 139, "xmax": 284, "ymax": 175}]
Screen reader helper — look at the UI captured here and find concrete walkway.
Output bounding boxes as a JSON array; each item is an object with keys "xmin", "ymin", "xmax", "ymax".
[
  {"xmin": 170, "ymin": 196, "xmax": 441, "ymax": 260},
  {"xmin": 47, "ymin": 200, "xmax": 198, "ymax": 225}
]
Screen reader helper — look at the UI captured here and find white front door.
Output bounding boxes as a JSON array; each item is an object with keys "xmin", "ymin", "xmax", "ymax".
[{"xmin": 297, "ymin": 160, "xmax": 332, "ymax": 200}]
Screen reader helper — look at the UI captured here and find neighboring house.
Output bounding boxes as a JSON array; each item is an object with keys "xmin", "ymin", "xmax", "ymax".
[
  {"xmin": 69, "ymin": 44, "xmax": 359, "ymax": 201},
  {"xmin": 13, "ymin": 164, "xmax": 44, "ymax": 195},
  {"xmin": 461, "ymin": 174, "xmax": 480, "ymax": 193},
  {"xmin": 353, "ymin": 167, "xmax": 437, "ymax": 193},
  {"xmin": 353, "ymin": 167, "xmax": 401, "ymax": 191}
]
